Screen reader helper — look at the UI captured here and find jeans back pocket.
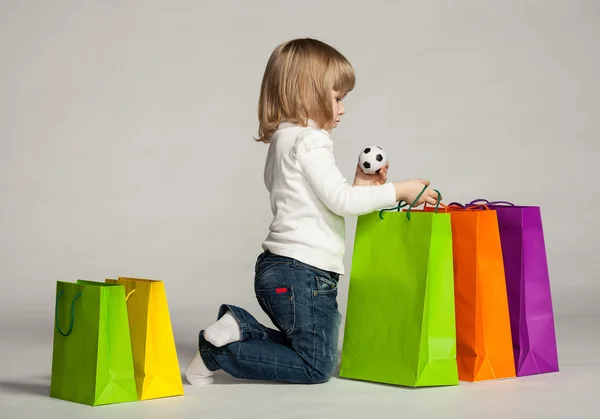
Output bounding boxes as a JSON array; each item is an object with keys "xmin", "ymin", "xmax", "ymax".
[{"xmin": 255, "ymin": 286, "xmax": 296, "ymax": 335}]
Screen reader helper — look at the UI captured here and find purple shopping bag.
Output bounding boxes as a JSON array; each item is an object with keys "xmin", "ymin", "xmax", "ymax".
[{"xmin": 456, "ymin": 199, "xmax": 559, "ymax": 376}]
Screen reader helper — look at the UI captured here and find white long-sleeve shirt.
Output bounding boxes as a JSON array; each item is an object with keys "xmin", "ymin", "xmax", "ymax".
[{"xmin": 261, "ymin": 121, "xmax": 397, "ymax": 274}]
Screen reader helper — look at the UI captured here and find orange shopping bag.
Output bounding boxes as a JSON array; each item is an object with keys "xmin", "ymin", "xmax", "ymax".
[{"xmin": 422, "ymin": 203, "xmax": 516, "ymax": 382}]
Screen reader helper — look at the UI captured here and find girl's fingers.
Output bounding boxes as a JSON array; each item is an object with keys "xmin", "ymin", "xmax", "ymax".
[
  {"xmin": 428, "ymin": 189, "xmax": 442, "ymax": 204},
  {"xmin": 421, "ymin": 194, "xmax": 436, "ymax": 206},
  {"xmin": 379, "ymin": 166, "xmax": 388, "ymax": 180}
]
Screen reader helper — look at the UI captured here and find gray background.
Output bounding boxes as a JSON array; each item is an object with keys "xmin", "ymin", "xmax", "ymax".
[{"xmin": 0, "ymin": 1, "xmax": 598, "ymax": 418}]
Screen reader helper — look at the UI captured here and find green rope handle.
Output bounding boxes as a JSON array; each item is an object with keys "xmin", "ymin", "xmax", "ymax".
[
  {"xmin": 379, "ymin": 201, "xmax": 407, "ymax": 219},
  {"xmin": 379, "ymin": 185, "xmax": 442, "ymax": 220},
  {"xmin": 55, "ymin": 290, "xmax": 82, "ymax": 337}
]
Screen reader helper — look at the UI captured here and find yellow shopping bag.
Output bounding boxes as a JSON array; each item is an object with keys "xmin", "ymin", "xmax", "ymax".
[{"xmin": 105, "ymin": 277, "xmax": 184, "ymax": 400}]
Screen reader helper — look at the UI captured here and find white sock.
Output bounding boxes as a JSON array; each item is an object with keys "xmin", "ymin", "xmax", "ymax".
[
  {"xmin": 204, "ymin": 311, "xmax": 241, "ymax": 347},
  {"xmin": 185, "ymin": 351, "xmax": 214, "ymax": 385}
]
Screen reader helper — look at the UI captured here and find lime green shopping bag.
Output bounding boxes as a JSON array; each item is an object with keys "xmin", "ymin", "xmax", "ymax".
[
  {"xmin": 50, "ymin": 280, "xmax": 138, "ymax": 406},
  {"xmin": 339, "ymin": 207, "xmax": 458, "ymax": 387}
]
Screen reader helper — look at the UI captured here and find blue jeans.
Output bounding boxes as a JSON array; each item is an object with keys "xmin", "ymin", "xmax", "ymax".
[{"xmin": 198, "ymin": 251, "xmax": 342, "ymax": 384}]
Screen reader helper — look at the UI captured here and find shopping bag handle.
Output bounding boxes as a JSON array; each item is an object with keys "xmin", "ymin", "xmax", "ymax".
[
  {"xmin": 379, "ymin": 185, "xmax": 442, "ymax": 220},
  {"xmin": 55, "ymin": 290, "xmax": 82, "ymax": 337},
  {"xmin": 424, "ymin": 202, "xmax": 468, "ymax": 212},
  {"xmin": 469, "ymin": 204, "xmax": 490, "ymax": 210},
  {"xmin": 379, "ymin": 201, "xmax": 408, "ymax": 219},
  {"xmin": 126, "ymin": 289, "xmax": 135, "ymax": 301},
  {"xmin": 468, "ymin": 199, "xmax": 515, "ymax": 206},
  {"xmin": 446, "ymin": 202, "xmax": 493, "ymax": 211}
]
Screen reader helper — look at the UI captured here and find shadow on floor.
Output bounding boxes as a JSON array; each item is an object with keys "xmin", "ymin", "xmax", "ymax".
[
  {"xmin": 180, "ymin": 349, "xmax": 347, "ymax": 386},
  {"xmin": 0, "ymin": 380, "xmax": 50, "ymax": 397},
  {"xmin": 181, "ymin": 370, "xmax": 282, "ymax": 386}
]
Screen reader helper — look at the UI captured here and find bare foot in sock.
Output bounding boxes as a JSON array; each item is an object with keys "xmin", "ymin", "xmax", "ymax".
[
  {"xmin": 185, "ymin": 351, "xmax": 214, "ymax": 385},
  {"xmin": 204, "ymin": 311, "xmax": 241, "ymax": 347}
]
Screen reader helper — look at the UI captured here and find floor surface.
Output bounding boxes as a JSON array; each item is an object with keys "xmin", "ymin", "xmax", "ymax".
[{"xmin": 1, "ymin": 315, "xmax": 597, "ymax": 419}]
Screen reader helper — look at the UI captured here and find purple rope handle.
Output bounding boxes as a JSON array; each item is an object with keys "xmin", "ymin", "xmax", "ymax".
[{"xmin": 468, "ymin": 199, "xmax": 515, "ymax": 206}]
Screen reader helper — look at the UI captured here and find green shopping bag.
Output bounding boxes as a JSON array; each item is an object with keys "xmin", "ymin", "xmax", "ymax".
[
  {"xmin": 339, "ymin": 203, "xmax": 458, "ymax": 387},
  {"xmin": 50, "ymin": 280, "xmax": 138, "ymax": 406}
]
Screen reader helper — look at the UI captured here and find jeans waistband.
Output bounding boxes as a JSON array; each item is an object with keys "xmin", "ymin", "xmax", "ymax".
[{"xmin": 257, "ymin": 250, "xmax": 339, "ymax": 280}]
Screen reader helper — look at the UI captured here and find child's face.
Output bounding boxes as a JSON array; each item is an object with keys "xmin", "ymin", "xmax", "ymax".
[{"xmin": 328, "ymin": 90, "xmax": 346, "ymax": 132}]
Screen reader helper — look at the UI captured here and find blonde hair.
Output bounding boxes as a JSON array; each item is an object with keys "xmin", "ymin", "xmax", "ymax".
[{"xmin": 256, "ymin": 38, "xmax": 356, "ymax": 143}]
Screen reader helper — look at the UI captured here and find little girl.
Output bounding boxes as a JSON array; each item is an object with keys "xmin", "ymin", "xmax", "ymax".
[{"xmin": 185, "ymin": 38, "xmax": 440, "ymax": 385}]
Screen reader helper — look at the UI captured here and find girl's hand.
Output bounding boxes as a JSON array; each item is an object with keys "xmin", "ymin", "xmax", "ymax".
[
  {"xmin": 353, "ymin": 162, "xmax": 389, "ymax": 186},
  {"xmin": 393, "ymin": 179, "xmax": 440, "ymax": 206}
]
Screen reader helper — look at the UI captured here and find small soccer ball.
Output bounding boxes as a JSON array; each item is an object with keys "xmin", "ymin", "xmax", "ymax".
[{"xmin": 358, "ymin": 146, "xmax": 387, "ymax": 175}]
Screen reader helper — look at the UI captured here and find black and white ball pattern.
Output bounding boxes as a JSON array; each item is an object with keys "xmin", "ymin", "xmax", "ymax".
[{"xmin": 358, "ymin": 146, "xmax": 387, "ymax": 175}]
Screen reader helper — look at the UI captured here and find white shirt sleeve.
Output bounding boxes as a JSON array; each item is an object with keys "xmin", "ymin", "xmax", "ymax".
[{"xmin": 292, "ymin": 129, "xmax": 397, "ymax": 217}]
